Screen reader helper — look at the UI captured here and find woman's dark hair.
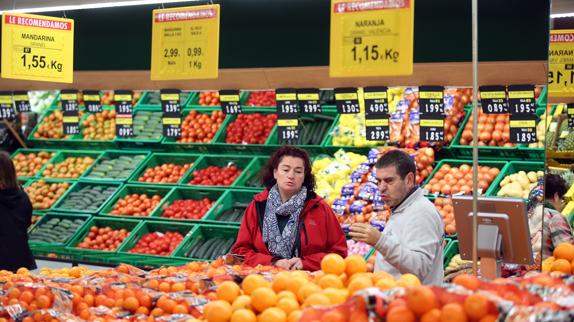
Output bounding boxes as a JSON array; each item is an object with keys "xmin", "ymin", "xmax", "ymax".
[
  {"xmin": 545, "ymin": 174, "xmax": 567, "ymax": 199},
  {"xmin": 261, "ymin": 146, "xmax": 316, "ymax": 191},
  {"xmin": 0, "ymin": 152, "xmax": 19, "ymax": 190}
]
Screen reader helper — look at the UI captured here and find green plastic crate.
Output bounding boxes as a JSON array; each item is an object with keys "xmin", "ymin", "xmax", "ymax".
[
  {"xmin": 240, "ymin": 90, "xmax": 275, "ymax": 108},
  {"xmin": 40, "ymin": 150, "xmax": 102, "ymax": 179},
  {"xmin": 161, "ymin": 108, "xmax": 228, "ymax": 152},
  {"xmin": 127, "ymin": 152, "xmax": 200, "ymax": 185},
  {"xmin": 173, "ymin": 224, "xmax": 239, "ymax": 261},
  {"xmin": 99, "ymin": 184, "xmax": 174, "ymax": 218},
  {"xmin": 180, "ymin": 155, "xmax": 255, "ymax": 188},
  {"xmin": 24, "ymin": 178, "xmax": 76, "ymax": 212},
  {"xmin": 118, "ymin": 220, "xmax": 195, "ymax": 259},
  {"xmin": 81, "ymin": 150, "xmax": 151, "ymax": 183},
  {"xmin": 322, "ymin": 113, "xmax": 377, "ymax": 155},
  {"xmin": 443, "ymin": 240, "xmax": 459, "ymax": 268},
  {"xmin": 10, "ymin": 148, "xmax": 58, "ymax": 180},
  {"xmin": 28, "ymin": 213, "xmax": 90, "ymax": 247},
  {"xmin": 266, "ymin": 112, "xmax": 337, "ymax": 153},
  {"xmin": 204, "ymin": 189, "xmax": 258, "ymax": 224},
  {"xmin": 233, "ymin": 157, "xmax": 267, "ymax": 190},
  {"xmin": 27, "ymin": 108, "xmax": 82, "ymax": 148},
  {"xmin": 65, "ymin": 217, "xmax": 143, "ymax": 256},
  {"xmin": 210, "ymin": 110, "xmax": 278, "ymax": 154},
  {"xmin": 138, "ymin": 90, "xmax": 195, "ymax": 108},
  {"xmin": 486, "ymin": 161, "xmax": 544, "ymax": 198},
  {"xmin": 187, "ymin": 91, "xmax": 248, "ymax": 108},
  {"xmin": 69, "ymin": 105, "xmax": 118, "ymax": 149},
  {"xmin": 537, "ymin": 86, "xmax": 547, "ymax": 106},
  {"xmin": 51, "ymin": 181, "xmax": 121, "ymax": 214},
  {"xmin": 115, "ymin": 109, "xmax": 164, "ymax": 148},
  {"xmin": 422, "ymin": 159, "xmax": 507, "ymax": 197},
  {"xmin": 150, "ymin": 186, "xmax": 226, "ymax": 222}
]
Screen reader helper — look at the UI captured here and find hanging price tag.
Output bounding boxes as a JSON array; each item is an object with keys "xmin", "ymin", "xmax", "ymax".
[
  {"xmin": 335, "ymin": 87, "xmax": 360, "ymax": 114},
  {"xmin": 329, "ymin": 0, "xmax": 414, "ymax": 77},
  {"xmin": 365, "ymin": 119, "xmax": 389, "ymax": 141},
  {"xmin": 1, "ymin": 13, "xmax": 74, "ymax": 83},
  {"xmin": 419, "ymin": 86, "xmax": 444, "ymax": 116},
  {"xmin": 568, "ymin": 103, "xmax": 574, "ymax": 128},
  {"xmin": 509, "ymin": 117, "xmax": 537, "ymax": 143},
  {"xmin": 276, "ymin": 89, "xmax": 299, "ymax": 116},
  {"xmin": 150, "ymin": 5, "xmax": 220, "ymax": 80},
  {"xmin": 60, "ymin": 89, "xmax": 79, "ymax": 135},
  {"xmin": 364, "ymin": 86, "xmax": 389, "ymax": 115},
  {"xmin": 0, "ymin": 92, "xmax": 16, "ymax": 121},
  {"xmin": 297, "ymin": 88, "xmax": 322, "ymax": 114},
  {"xmin": 277, "ymin": 118, "xmax": 300, "ymax": 143},
  {"xmin": 479, "ymin": 85, "xmax": 507, "ymax": 114},
  {"xmin": 83, "ymin": 90, "xmax": 102, "ymax": 113},
  {"xmin": 13, "ymin": 91, "xmax": 31, "ymax": 113},
  {"xmin": 220, "ymin": 89, "xmax": 242, "ymax": 114},
  {"xmin": 114, "ymin": 90, "xmax": 134, "ymax": 137},
  {"xmin": 420, "ymin": 119, "xmax": 444, "ymax": 142},
  {"xmin": 507, "ymin": 85, "xmax": 536, "ymax": 116},
  {"xmin": 161, "ymin": 89, "xmax": 182, "ymax": 138},
  {"xmin": 548, "ymin": 30, "xmax": 574, "ymax": 97}
]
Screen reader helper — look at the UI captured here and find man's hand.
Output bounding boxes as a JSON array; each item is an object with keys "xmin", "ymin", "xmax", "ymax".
[
  {"xmin": 288, "ymin": 258, "xmax": 303, "ymax": 270},
  {"xmin": 274, "ymin": 259, "xmax": 291, "ymax": 270},
  {"xmin": 349, "ymin": 223, "xmax": 381, "ymax": 246}
]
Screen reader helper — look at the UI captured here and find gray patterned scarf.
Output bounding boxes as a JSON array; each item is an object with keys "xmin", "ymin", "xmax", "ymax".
[{"xmin": 262, "ymin": 185, "xmax": 307, "ymax": 259}]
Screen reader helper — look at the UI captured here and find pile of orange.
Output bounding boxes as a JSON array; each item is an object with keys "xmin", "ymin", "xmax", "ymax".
[
  {"xmin": 435, "ymin": 197, "xmax": 456, "ymax": 235},
  {"xmin": 542, "ymin": 243, "xmax": 574, "ymax": 275}
]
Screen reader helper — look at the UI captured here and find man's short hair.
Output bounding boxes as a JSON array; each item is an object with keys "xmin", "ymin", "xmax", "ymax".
[{"xmin": 374, "ymin": 149, "xmax": 417, "ymax": 180}]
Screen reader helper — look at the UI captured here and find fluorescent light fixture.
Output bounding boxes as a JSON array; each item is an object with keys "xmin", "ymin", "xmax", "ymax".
[
  {"xmin": 0, "ymin": 0, "xmax": 198, "ymax": 14},
  {"xmin": 551, "ymin": 12, "xmax": 574, "ymax": 18}
]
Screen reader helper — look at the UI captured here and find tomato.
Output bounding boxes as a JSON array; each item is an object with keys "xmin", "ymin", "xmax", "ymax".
[
  {"xmin": 137, "ymin": 163, "xmax": 192, "ymax": 184},
  {"xmin": 245, "ymin": 90, "xmax": 276, "ymax": 106},
  {"xmin": 198, "ymin": 91, "xmax": 220, "ymax": 106},
  {"xmin": 225, "ymin": 113, "xmax": 276, "ymax": 144},
  {"xmin": 161, "ymin": 198, "xmax": 215, "ymax": 220},
  {"xmin": 111, "ymin": 194, "xmax": 163, "ymax": 216},
  {"xmin": 128, "ymin": 231, "xmax": 184, "ymax": 256},
  {"xmin": 76, "ymin": 226, "xmax": 130, "ymax": 251}
]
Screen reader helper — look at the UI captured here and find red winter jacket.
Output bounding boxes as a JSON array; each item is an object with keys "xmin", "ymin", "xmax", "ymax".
[{"xmin": 231, "ymin": 189, "xmax": 347, "ymax": 271}]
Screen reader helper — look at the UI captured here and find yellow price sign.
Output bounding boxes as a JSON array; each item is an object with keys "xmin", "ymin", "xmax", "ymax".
[
  {"xmin": 330, "ymin": 0, "xmax": 414, "ymax": 77},
  {"xmin": 549, "ymin": 30, "xmax": 574, "ymax": 97},
  {"xmin": 1, "ymin": 13, "xmax": 74, "ymax": 83},
  {"xmin": 151, "ymin": 5, "xmax": 220, "ymax": 80}
]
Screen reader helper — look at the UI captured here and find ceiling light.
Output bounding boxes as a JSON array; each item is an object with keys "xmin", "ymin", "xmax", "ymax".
[
  {"xmin": 551, "ymin": 12, "xmax": 574, "ymax": 19},
  {"xmin": 0, "ymin": 0, "xmax": 199, "ymax": 14}
]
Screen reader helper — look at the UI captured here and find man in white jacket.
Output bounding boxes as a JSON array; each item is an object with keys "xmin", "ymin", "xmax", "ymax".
[{"xmin": 349, "ymin": 149, "xmax": 444, "ymax": 285}]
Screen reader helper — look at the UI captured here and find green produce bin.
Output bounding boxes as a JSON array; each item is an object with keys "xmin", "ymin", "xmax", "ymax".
[
  {"xmin": 28, "ymin": 213, "xmax": 90, "ymax": 247},
  {"xmin": 52, "ymin": 181, "xmax": 121, "ymax": 214},
  {"xmin": 99, "ymin": 184, "xmax": 174, "ymax": 218},
  {"xmin": 81, "ymin": 150, "xmax": 150, "ymax": 183},
  {"xmin": 173, "ymin": 224, "xmax": 239, "ymax": 261},
  {"xmin": 181, "ymin": 155, "xmax": 254, "ymax": 188},
  {"xmin": 240, "ymin": 90, "xmax": 275, "ymax": 108},
  {"xmin": 486, "ymin": 161, "xmax": 544, "ymax": 198},
  {"xmin": 40, "ymin": 150, "xmax": 102, "ymax": 179},
  {"xmin": 138, "ymin": 90, "xmax": 195, "ymax": 108},
  {"xmin": 210, "ymin": 110, "xmax": 278, "ymax": 154},
  {"xmin": 322, "ymin": 114, "xmax": 377, "ymax": 155},
  {"xmin": 24, "ymin": 178, "xmax": 75, "ymax": 212},
  {"xmin": 187, "ymin": 91, "xmax": 248, "ymax": 108},
  {"xmin": 69, "ymin": 105, "xmax": 118, "ymax": 149},
  {"xmin": 10, "ymin": 148, "xmax": 58, "ymax": 180},
  {"xmin": 204, "ymin": 189, "xmax": 258, "ymax": 224},
  {"xmin": 161, "ymin": 108, "xmax": 228, "ymax": 152},
  {"xmin": 27, "ymin": 108, "xmax": 82, "ymax": 148},
  {"xmin": 233, "ymin": 157, "xmax": 267, "ymax": 190},
  {"xmin": 150, "ymin": 186, "xmax": 226, "ymax": 222},
  {"xmin": 443, "ymin": 240, "xmax": 459, "ymax": 268},
  {"xmin": 115, "ymin": 109, "xmax": 164, "ymax": 149},
  {"xmin": 128, "ymin": 152, "xmax": 200, "ymax": 185},
  {"xmin": 118, "ymin": 220, "xmax": 195, "ymax": 259},
  {"xmin": 537, "ymin": 85, "xmax": 547, "ymax": 107},
  {"xmin": 266, "ymin": 112, "xmax": 337, "ymax": 154}
]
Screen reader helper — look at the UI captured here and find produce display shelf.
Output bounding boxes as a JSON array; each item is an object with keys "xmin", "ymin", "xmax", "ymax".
[
  {"xmin": 28, "ymin": 213, "xmax": 91, "ymax": 247},
  {"xmin": 24, "ymin": 178, "xmax": 76, "ymax": 213},
  {"xmin": 180, "ymin": 154, "xmax": 255, "ymax": 188},
  {"xmin": 187, "ymin": 90, "xmax": 248, "ymax": 108},
  {"xmin": 173, "ymin": 224, "xmax": 239, "ymax": 261},
  {"xmin": 486, "ymin": 161, "xmax": 545, "ymax": 198},
  {"xmin": 138, "ymin": 90, "xmax": 196, "ymax": 108},
  {"xmin": 149, "ymin": 186, "xmax": 227, "ymax": 222},
  {"xmin": 204, "ymin": 189, "xmax": 258, "ymax": 225},
  {"xmin": 27, "ymin": 107, "xmax": 84, "ymax": 148},
  {"xmin": 51, "ymin": 181, "xmax": 122, "ymax": 214},
  {"xmin": 69, "ymin": 105, "xmax": 117, "ymax": 150},
  {"xmin": 115, "ymin": 108, "xmax": 164, "ymax": 149},
  {"xmin": 161, "ymin": 108, "xmax": 228, "ymax": 153},
  {"xmin": 80, "ymin": 150, "xmax": 151, "ymax": 183},
  {"xmin": 11, "ymin": 148, "xmax": 59, "ymax": 181},
  {"xmin": 98, "ymin": 184, "xmax": 174, "ymax": 218},
  {"xmin": 232, "ymin": 157, "xmax": 267, "ymax": 191},
  {"xmin": 127, "ymin": 152, "xmax": 201, "ymax": 186},
  {"xmin": 40, "ymin": 150, "xmax": 103, "ymax": 179}
]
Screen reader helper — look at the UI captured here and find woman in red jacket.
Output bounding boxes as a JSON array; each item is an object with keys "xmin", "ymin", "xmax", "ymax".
[{"xmin": 231, "ymin": 146, "xmax": 347, "ymax": 271}]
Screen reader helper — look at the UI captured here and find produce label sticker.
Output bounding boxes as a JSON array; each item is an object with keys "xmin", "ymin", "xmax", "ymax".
[
  {"xmin": 61, "ymin": 89, "xmax": 80, "ymax": 135},
  {"xmin": 329, "ymin": 0, "xmax": 414, "ymax": 77},
  {"xmin": 277, "ymin": 118, "xmax": 300, "ymax": 143},
  {"xmin": 418, "ymin": 86, "xmax": 444, "ymax": 116},
  {"xmin": 84, "ymin": 90, "xmax": 102, "ymax": 113},
  {"xmin": 420, "ymin": 118, "xmax": 444, "ymax": 142},
  {"xmin": 219, "ymin": 89, "xmax": 242, "ymax": 114},
  {"xmin": 13, "ymin": 90, "xmax": 31, "ymax": 113},
  {"xmin": 509, "ymin": 117, "xmax": 537, "ymax": 143},
  {"xmin": 1, "ymin": 13, "xmax": 74, "ymax": 83},
  {"xmin": 161, "ymin": 89, "xmax": 182, "ymax": 138},
  {"xmin": 549, "ymin": 30, "xmax": 574, "ymax": 97},
  {"xmin": 479, "ymin": 85, "xmax": 508, "ymax": 114},
  {"xmin": 151, "ymin": 5, "xmax": 220, "ymax": 80},
  {"xmin": 0, "ymin": 92, "xmax": 16, "ymax": 121},
  {"xmin": 335, "ymin": 87, "xmax": 360, "ymax": 114},
  {"xmin": 568, "ymin": 103, "xmax": 574, "ymax": 128},
  {"xmin": 114, "ymin": 90, "xmax": 134, "ymax": 137},
  {"xmin": 297, "ymin": 88, "xmax": 322, "ymax": 114},
  {"xmin": 276, "ymin": 88, "xmax": 299, "ymax": 116},
  {"xmin": 507, "ymin": 85, "xmax": 536, "ymax": 116},
  {"xmin": 364, "ymin": 86, "xmax": 389, "ymax": 141}
]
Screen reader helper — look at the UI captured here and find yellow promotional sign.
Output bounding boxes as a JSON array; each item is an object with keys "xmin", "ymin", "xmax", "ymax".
[
  {"xmin": 151, "ymin": 5, "xmax": 220, "ymax": 80},
  {"xmin": 1, "ymin": 13, "xmax": 74, "ymax": 83},
  {"xmin": 330, "ymin": 0, "xmax": 414, "ymax": 77},
  {"xmin": 549, "ymin": 30, "xmax": 574, "ymax": 97}
]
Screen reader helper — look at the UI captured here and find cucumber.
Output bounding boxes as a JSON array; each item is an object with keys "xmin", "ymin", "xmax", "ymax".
[
  {"xmin": 194, "ymin": 238, "xmax": 218, "ymax": 259},
  {"xmin": 218, "ymin": 239, "xmax": 236, "ymax": 257},
  {"xmin": 206, "ymin": 239, "xmax": 225, "ymax": 260},
  {"xmin": 186, "ymin": 239, "xmax": 206, "ymax": 258}
]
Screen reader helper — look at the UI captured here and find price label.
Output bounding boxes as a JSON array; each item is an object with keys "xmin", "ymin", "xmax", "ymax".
[
  {"xmin": 420, "ymin": 119, "xmax": 444, "ymax": 142},
  {"xmin": 479, "ymin": 85, "xmax": 507, "ymax": 114},
  {"xmin": 63, "ymin": 116, "xmax": 80, "ymax": 135},
  {"xmin": 508, "ymin": 85, "xmax": 536, "ymax": 116},
  {"xmin": 364, "ymin": 86, "xmax": 389, "ymax": 116},
  {"xmin": 509, "ymin": 117, "xmax": 537, "ymax": 143},
  {"xmin": 277, "ymin": 118, "xmax": 300, "ymax": 143},
  {"xmin": 568, "ymin": 103, "xmax": 574, "ymax": 128},
  {"xmin": 276, "ymin": 89, "xmax": 299, "ymax": 116},
  {"xmin": 163, "ymin": 117, "xmax": 182, "ymax": 138},
  {"xmin": 220, "ymin": 89, "xmax": 242, "ymax": 114},
  {"xmin": 150, "ymin": 5, "xmax": 220, "ymax": 80},
  {"xmin": 297, "ymin": 88, "xmax": 322, "ymax": 114},
  {"xmin": 419, "ymin": 86, "xmax": 444, "ymax": 116},
  {"xmin": 83, "ymin": 90, "xmax": 102, "ymax": 113},
  {"xmin": 114, "ymin": 90, "xmax": 133, "ymax": 137},
  {"xmin": 0, "ymin": 92, "xmax": 16, "ymax": 120},
  {"xmin": 161, "ymin": 89, "xmax": 181, "ymax": 138},
  {"xmin": 1, "ymin": 13, "xmax": 74, "ymax": 83},
  {"xmin": 365, "ymin": 118, "xmax": 390, "ymax": 141},
  {"xmin": 60, "ymin": 89, "xmax": 79, "ymax": 114},
  {"xmin": 329, "ymin": 0, "xmax": 414, "ymax": 77},
  {"xmin": 549, "ymin": 30, "xmax": 574, "ymax": 97},
  {"xmin": 13, "ymin": 91, "xmax": 31, "ymax": 113},
  {"xmin": 335, "ymin": 87, "xmax": 360, "ymax": 114}
]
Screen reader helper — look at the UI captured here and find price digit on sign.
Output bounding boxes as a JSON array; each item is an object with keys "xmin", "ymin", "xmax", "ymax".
[
  {"xmin": 479, "ymin": 85, "xmax": 508, "ymax": 114},
  {"xmin": 420, "ymin": 119, "xmax": 445, "ymax": 143},
  {"xmin": 161, "ymin": 89, "xmax": 182, "ymax": 138},
  {"xmin": 418, "ymin": 86, "xmax": 445, "ymax": 116},
  {"xmin": 60, "ymin": 89, "xmax": 80, "ymax": 135},
  {"xmin": 549, "ymin": 30, "xmax": 574, "ymax": 97},
  {"xmin": 363, "ymin": 86, "xmax": 390, "ymax": 141},
  {"xmin": 114, "ymin": 90, "xmax": 134, "ymax": 137},
  {"xmin": 13, "ymin": 90, "xmax": 31, "ymax": 113},
  {"xmin": 83, "ymin": 90, "xmax": 102, "ymax": 113},
  {"xmin": 297, "ymin": 88, "xmax": 322, "ymax": 114},
  {"xmin": 219, "ymin": 89, "xmax": 242, "ymax": 114},
  {"xmin": 276, "ymin": 89, "xmax": 300, "ymax": 144},
  {"xmin": 335, "ymin": 87, "xmax": 360, "ymax": 114},
  {"xmin": 509, "ymin": 117, "xmax": 537, "ymax": 143},
  {"xmin": 507, "ymin": 85, "xmax": 536, "ymax": 116},
  {"xmin": 0, "ymin": 92, "xmax": 16, "ymax": 121}
]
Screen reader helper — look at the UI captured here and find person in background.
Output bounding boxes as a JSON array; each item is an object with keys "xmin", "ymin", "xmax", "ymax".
[
  {"xmin": 231, "ymin": 146, "xmax": 347, "ymax": 271},
  {"xmin": 349, "ymin": 150, "xmax": 443, "ymax": 285},
  {"xmin": 0, "ymin": 152, "xmax": 36, "ymax": 272}
]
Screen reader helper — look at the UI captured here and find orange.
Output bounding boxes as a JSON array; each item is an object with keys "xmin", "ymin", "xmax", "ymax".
[
  {"xmin": 452, "ymin": 274, "xmax": 480, "ymax": 291},
  {"xmin": 372, "ymin": 271, "xmax": 394, "ymax": 284},
  {"xmin": 135, "ymin": 306, "xmax": 149, "ymax": 315},
  {"xmin": 297, "ymin": 283, "xmax": 322, "ymax": 303},
  {"xmin": 272, "ymin": 272, "xmax": 291, "ymax": 293},
  {"xmin": 83, "ymin": 294, "xmax": 94, "ymax": 307},
  {"xmin": 217, "ymin": 281, "xmax": 241, "ymax": 304},
  {"xmin": 288, "ymin": 310, "xmax": 303, "ymax": 322},
  {"xmin": 463, "ymin": 294, "xmax": 489, "ymax": 320},
  {"xmin": 318, "ymin": 274, "xmax": 343, "ymax": 289},
  {"xmin": 375, "ymin": 278, "xmax": 397, "ymax": 290},
  {"xmin": 347, "ymin": 276, "xmax": 373, "ymax": 295},
  {"xmin": 171, "ymin": 282, "xmax": 186, "ymax": 292},
  {"xmin": 19, "ymin": 291, "xmax": 34, "ymax": 304},
  {"xmin": 321, "ymin": 253, "xmax": 346, "ymax": 275},
  {"xmin": 251, "ymin": 287, "xmax": 277, "ymax": 312},
  {"xmin": 259, "ymin": 307, "xmax": 287, "ymax": 322},
  {"xmin": 553, "ymin": 242, "xmax": 574, "ymax": 261},
  {"xmin": 387, "ymin": 306, "xmax": 416, "ymax": 322},
  {"xmin": 276, "ymin": 297, "xmax": 299, "ymax": 315},
  {"xmin": 172, "ymin": 304, "xmax": 189, "ymax": 314},
  {"xmin": 150, "ymin": 308, "xmax": 164, "ymax": 317},
  {"xmin": 440, "ymin": 303, "xmax": 468, "ymax": 322},
  {"xmin": 406, "ymin": 286, "xmax": 437, "ymax": 316},
  {"xmin": 322, "ymin": 310, "xmax": 347, "ymax": 322},
  {"xmin": 550, "ymin": 259, "xmax": 572, "ymax": 274},
  {"xmin": 479, "ymin": 314, "xmax": 499, "ymax": 322},
  {"xmin": 204, "ymin": 300, "xmax": 232, "ymax": 322},
  {"xmin": 322, "ymin": 288, "xmax": 347, "ymax": 305},
  {"xmin": 302, "ymin": 293, "xmax": 331, "ymax": 308},
  {"xmin": 242, "ymin": 274, "xmax": 270, "ymax": 295},
  {"xmin": 158, "ymin": 298, "xmax": 177, "ymax": 314},
  {"xmin": 421, "ymin": 308, "xmax": 441, "ymax": 322},
  {"xmin": 286, "ymin": 277, "xmax": 307, "ymax": 296},
  {"xmin": 541, "ymin": 257, "xmax": 555, "ymax": 273},
  {"xmin": 398, "ymin": 274, "xmax": 421, "ymax": 288},
  {"xmin": 36, "ymin": 295, "xmax": 51, "ymax": 309},
  {"xmin": 231, "ymin": 295, "xmax": 252, "ymax": 311},
  {"xmin": 345, "ymin": 255, "xmax": 368, "ymax": 276},
  {"xmin": 231, "ymin": 308, "xmax": 256, "ymax": 322},
  {"xmin": 277, "ymin": 290, "xmax": 298, "ymax": 302},
  {"xmin": 123, "ymin": 297, "xmax": 140, "ymax": 312},
  {"xmin": 158, "ymin": 282, "xmax": 171, "ymax": 293}
]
